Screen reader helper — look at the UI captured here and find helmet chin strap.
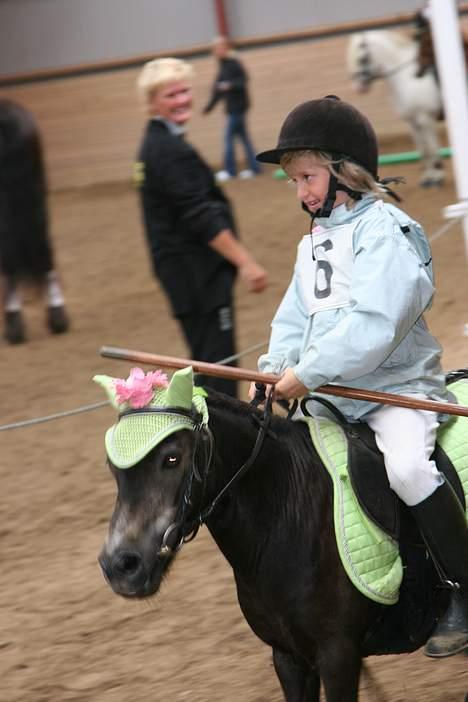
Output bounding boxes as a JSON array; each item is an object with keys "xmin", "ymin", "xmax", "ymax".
[
  {"xmin": 315, "ymin": 173, "xmax": 339, "ymax": 218},
  {"xmin": 303, "ymin": 171, "xmax": 363, "ymax": 220}
]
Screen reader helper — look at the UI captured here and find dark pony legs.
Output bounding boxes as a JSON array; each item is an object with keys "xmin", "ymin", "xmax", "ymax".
[
  {"xmin": 0, "ymin": 99, "xmax": 70, "ymax": 345},
  {"xmin": 273, "ymin": 648, "xmax": 320, "ymax": 701},
  {"xmin": 273, "ymin": 641, "xmax": 362, "ymax": 701}
]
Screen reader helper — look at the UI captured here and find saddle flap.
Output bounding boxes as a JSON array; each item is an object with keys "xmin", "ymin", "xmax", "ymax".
[{"xmin": 346, "ymin": 423, "xmax": 401, "ymax": 540}]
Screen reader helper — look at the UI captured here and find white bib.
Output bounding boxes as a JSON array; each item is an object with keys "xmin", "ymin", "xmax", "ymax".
[{"xmin": 297, "ymin": 222, "xmax": 356, "ymax": 315}]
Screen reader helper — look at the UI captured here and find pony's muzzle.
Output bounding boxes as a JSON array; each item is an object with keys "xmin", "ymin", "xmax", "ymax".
[{"xmin": 98, "ymin": 549, "xmax": 148, "ymax": 596}]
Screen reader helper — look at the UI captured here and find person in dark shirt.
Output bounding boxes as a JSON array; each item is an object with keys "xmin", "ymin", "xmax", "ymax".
[
  {"xmin": 135, "ymin": 57, "xmax": 268, "ymax": 397},
  {"xmin": 203, "ymin": 36, "xmax": 261, "ymax": 182}
]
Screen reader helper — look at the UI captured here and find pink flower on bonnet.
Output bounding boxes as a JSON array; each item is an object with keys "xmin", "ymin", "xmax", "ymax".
[{"xmin": 113, "ymin": 367, "xmax": 169, "ymax": 409}]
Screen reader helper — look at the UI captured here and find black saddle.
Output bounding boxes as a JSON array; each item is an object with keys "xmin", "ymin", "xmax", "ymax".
[{"xmin": 302, "ymin": 395, "xmax": 465, "ymax": 542}]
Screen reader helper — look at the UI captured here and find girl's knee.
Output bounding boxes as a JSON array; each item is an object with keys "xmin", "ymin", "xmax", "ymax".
[{"xmin": 386, "ymin": 459, "xmax": 441, "ymax": 504}]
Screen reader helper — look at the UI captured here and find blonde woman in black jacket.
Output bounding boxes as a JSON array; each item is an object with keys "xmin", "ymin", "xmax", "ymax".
[{"xmin": 135, "ymin": 58, "xmax": 268, "ymax": 397}]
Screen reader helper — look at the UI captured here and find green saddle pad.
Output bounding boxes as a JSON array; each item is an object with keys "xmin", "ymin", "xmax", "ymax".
[{"xmin": 300, "ymin": 378, "xmax": 468, "ymax": 606}]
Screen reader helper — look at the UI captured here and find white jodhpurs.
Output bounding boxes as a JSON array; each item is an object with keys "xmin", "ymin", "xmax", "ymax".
[{"xmin": 366, "ymin": 395, "xmax": 444, "ymax": 506}]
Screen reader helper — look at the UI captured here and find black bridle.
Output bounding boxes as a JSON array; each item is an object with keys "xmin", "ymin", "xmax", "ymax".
[
  {"xmin": 352, "ymin": 37, "xmax": 377, "ymax": 86},
  {"xmin": 134, "ymin": 393, "xmax": 275, "ymax": 558}
]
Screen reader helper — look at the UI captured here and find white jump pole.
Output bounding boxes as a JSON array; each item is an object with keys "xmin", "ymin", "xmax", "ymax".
[{"xmin": 429, "ymin": 0, "xmax": 468, "ymax": 258}]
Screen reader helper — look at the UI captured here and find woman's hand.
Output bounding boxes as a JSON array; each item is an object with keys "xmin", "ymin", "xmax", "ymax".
[
  {"xmin": 273, "ymin": 368, "xmax": 308, "ymax": 400},
  {"xmin": 239, "ymin": 260, "xmax": 268, "ymax": 293},
  {"xmin": 208, "ymin": 231, "xmax": 268, "ymax": 293}
]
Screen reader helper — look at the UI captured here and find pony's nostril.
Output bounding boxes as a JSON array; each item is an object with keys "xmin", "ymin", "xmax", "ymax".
[
  {"xmin": 112, "ymin": 550, "xmax": 143, "ymax": 577},
  {"xmin": 98, "ymin": 554, "xmax": 112, "ymax": 581}
]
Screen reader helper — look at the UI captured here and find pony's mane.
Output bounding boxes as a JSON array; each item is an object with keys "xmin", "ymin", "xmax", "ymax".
[
  {"xmin": 348, "ymin": 29, "xmax": 413, "ymax": 58},
  {"xmin": 206, "ymin": 389, "xmax": 329, "ymax": 533},
  {"xmin": 204, "ymin": 389, "xmax": 318, "ymax": 487},
  {"xmin": 347, "ymin": 29, "xmax": 415, "ymax": 75},
  {"xmin": 388, "ymin": 30, "xmax": 413, "ymax": 48},
  {"xmin": 205, "ymin": 387, "xmax": 299, "ymax": 438},
  {"xmin": 361, "ymin": 29, "xmax": 413, "ymax": 47}
]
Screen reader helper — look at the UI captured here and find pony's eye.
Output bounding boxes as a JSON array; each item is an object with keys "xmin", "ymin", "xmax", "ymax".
[{"xmin": 164, "ymin": 455, "xmax": 179, "ymax": 468}]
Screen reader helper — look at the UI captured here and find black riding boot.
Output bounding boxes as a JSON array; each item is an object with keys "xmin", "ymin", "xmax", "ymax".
[{"xmin": 411, "ymin": 480, "xmax": 468, "ymax": 658}]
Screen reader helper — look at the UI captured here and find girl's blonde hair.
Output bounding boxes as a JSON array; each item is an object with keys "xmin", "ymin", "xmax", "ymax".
[
  {"xmin": 280, "ymin": 150, "xmax": 385, "ymax": 205},
  {"xmin": 137, "ymin": 58, "xmax": 194, "ymax": 112}
]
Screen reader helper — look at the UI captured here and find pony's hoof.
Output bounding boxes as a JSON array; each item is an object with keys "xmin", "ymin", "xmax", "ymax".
[
  {"xmin": 420, "ymin": 178, "xmax": 444, "ymax": 188},
  {"xmin": 420, "ymin": 169, "xmax": 445, "ymax": 188},
  {"xmin": 47, "ymin": 305, "xmax": 70, "ymax": 334},
  {"xmin": 4, "ymin": 310, "xmax": 26, "ymax": 344}
]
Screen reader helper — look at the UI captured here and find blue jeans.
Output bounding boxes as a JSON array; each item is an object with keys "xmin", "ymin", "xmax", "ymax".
[{"xmin": 224, "ymin": 112, "xmax": 261, "ymax": 176}]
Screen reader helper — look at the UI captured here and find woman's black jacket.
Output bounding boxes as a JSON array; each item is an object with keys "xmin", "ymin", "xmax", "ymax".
[{"xmin": 136, "ymin": 119, "xmax": 237, "ymax": 316}]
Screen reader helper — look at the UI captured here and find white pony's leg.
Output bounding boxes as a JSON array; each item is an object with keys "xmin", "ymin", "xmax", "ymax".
[{"xmin": 408, "ymin": 113, "xmax": 444, "ymax": 187}]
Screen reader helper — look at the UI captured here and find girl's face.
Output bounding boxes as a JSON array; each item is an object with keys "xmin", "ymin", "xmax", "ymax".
[
  {"xmin": 150, "ymin": 79, "xmax": 193, "ymax": 125},
  {"xmin": 284, "ymin": 155, "xmax": 348, "ymax": 213}
]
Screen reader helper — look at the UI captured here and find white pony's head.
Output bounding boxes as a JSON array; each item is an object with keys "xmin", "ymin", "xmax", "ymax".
[{"xmin": 347, "ymin": 30, "xmax": 414, "ymax": 93}]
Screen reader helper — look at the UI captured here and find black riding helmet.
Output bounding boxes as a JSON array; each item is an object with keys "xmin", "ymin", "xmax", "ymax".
[{"xmin": 256, "ymin": 95, "xmax": 379, "ymax": 217}]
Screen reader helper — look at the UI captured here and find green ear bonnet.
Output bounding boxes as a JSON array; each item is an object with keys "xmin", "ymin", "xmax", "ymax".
[{"xmin": 93, "ymin": 366, "xmax": 208, "ymax": 469}]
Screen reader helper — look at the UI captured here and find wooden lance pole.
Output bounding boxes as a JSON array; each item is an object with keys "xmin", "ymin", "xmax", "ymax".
[{"xmin": 100, "ymin": 346, "xmax": 468, "ymax": 418}]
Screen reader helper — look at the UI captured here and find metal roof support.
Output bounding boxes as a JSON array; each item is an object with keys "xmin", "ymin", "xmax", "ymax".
[{"xmin": 213, "ymin": 0, "xmax": 230, "ymax": 38}]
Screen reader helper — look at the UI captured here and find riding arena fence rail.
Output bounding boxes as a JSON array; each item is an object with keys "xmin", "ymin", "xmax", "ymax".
[{"xmin": 2, "ymin": 5, "xmax": 468, "ymax": 88}]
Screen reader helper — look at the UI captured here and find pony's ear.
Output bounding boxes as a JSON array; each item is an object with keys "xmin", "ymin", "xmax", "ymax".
[
  {"xmin": 93, "ymin": 374, "xmax": 121, "ymax": 409},
  {"xmin": 164, "ymin": 366, "xmax": 194, "ymax": 409}
]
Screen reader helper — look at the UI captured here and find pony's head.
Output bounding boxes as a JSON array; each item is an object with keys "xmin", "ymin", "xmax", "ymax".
[
  {"xmin": 347, "ymin": 32, "xmax": 382, "ymax": 92},
  {"xmin": 95, "ymin": 366, "xmax": 209, "ymax": 598},
  {"xmin": 347, "ymin": 30, "xmax": 414, "ymax": 93}
]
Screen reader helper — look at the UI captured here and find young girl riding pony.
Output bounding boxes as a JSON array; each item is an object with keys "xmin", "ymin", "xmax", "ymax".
[{"xmin": 251, "ymin": 95, "xmax": 468, "ymax": 658}]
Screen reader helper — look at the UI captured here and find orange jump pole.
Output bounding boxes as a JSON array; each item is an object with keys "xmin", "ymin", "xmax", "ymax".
[{"xmin": 100, "ymin": 346, "xmax": 468, "ymax": 418}]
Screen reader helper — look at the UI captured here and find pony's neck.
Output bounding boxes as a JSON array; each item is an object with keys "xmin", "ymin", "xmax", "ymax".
[
  {"xmin": 201, "ymin": 395, "xmax": 327, "ymax": 574},
  {"xmin": 205, "ymin": 398, "xmax": 275, "ymax": 500},
  {"xmin": 377, "ymin": 33, "xmax": 416, "ymax": 74}
]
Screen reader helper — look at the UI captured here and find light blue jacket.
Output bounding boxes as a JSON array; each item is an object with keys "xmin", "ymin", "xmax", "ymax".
[{"xmin": 258, "ymin": 194, "xmax": 448, "ymax": 420}]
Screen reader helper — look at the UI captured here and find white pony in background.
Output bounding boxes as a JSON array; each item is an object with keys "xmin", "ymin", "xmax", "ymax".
[{"xmin": 347, "ymin": 30, "xmax": 444, "ymax": 187}]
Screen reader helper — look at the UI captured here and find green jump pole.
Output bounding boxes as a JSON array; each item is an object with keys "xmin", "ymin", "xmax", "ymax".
[
  {"xmin": 272, "ymin": 146, "xmax": 452, "ymax": 178},
  {"xmin": 378, "ymin": 146, "xmax": 452, "ymax": 165}
]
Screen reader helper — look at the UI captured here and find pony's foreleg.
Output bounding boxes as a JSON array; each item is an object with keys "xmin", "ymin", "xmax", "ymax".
[
  {"xmin": 317, "ymin": 640, "xmax": 362, "ymax": 702},
  {"xmin": 1, "ymin": 275, "xmax": 26, "ymax": 344},
  {"xmin": 272, "ymin": 648, "xmax": 320, "ymax": 701},
  {"xmin": 44, "ymin": 270, "xmax": 70, "ymax": 334},
  {"xmin": 408, "ymin": 114, "xmax": 444, "ymax": 187}
]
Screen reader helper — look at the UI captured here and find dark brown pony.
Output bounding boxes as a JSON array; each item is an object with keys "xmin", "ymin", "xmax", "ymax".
[
  {"xmin": 98, "ymin": 387, "xmax": 454, "ymax": 701},
  {"xmin": 0, "ymin": 98, "xmax": 69, "ymax": 343}
]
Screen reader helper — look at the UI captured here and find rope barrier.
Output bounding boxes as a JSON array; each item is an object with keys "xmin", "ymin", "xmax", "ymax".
[
  {"xmin": 0, "ymin": 217, "xmax": 462, "ymax": 433},
  {"xmin": 0, "ymin": 401, "xmax": 109, "ymax": 432}
]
